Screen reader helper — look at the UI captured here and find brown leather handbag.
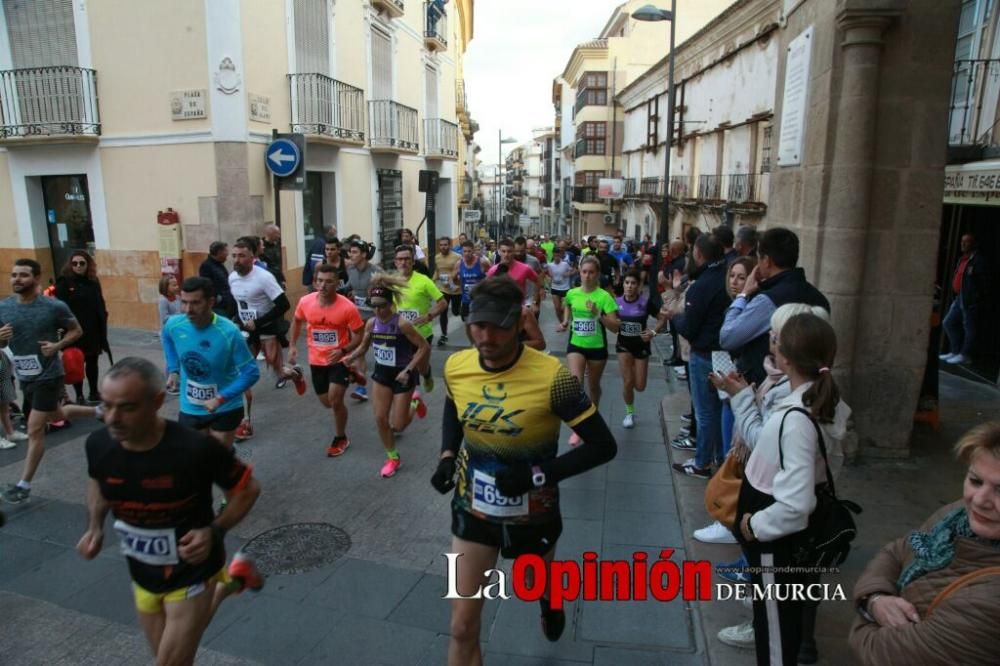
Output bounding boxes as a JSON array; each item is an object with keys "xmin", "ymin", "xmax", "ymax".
[{"xmin": 704, "ymin": 452, "xmax": 743, "ymax": 529}]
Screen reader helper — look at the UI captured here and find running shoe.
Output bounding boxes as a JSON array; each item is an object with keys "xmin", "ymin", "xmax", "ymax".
[
  {"xmin": 674, "ymin": 368, "xmax": 688, "ymax": 380},
  {"xmin": 540, "ymin": 603, "xmax": 566, "ymax": 642},
  {"xmin": 2, "ymin": 484, "xmax": 30, "ymax": 504},
  {"xmin": 717, "ymin": 621, "xmax": 754, "ymax": 649},
  {"xmin": 348, "ymin": 365, "xmax": 368, "ymax": 387},
  {"xmin": 568, "ymin": 432, "xmax": 582, "ymax": 448},
  {"xmin": 676, "ymin": 426, "xmax": 691, "ymax": 438},
  {"xmin": 7, "ymin": 431, "xmax": 27, "ymax": 442},
  {"xmin": 275, "ymin": 378, "xmax": 288, "ymax": 389},
  {"xmin": 622, "ymin": 413, "xmax": 635, "ymax": 429},
  {"xmin": 289, "ymin": 366, "xmax": 307, "ymax": 396},
  {"xmin": 437, "ymin": 335, "xmax": 448, "ymax": 347},
  {"xmin": 0, "ymin": 437, "xmax": 15, "ymax": 450},
  {"xmin": 351, "ymin": 386, "xmax": 369, "ymax": 401},
  {"xmin": 228, "ymin": 552, "xmax": 265, "ymax": 592},
  {"xmin": 234, "ymin": 420, "xmax": 253, "ymax": 442},
  {"xmin": 693, "ymin": 520, "xmax": 738, "ymax": 544},
  {"xmin": 166, "ymin": 386, "xmax": 181, "ymax": 396},
  {"xmin": 380, "ymin": 457, "xmax": 401, "ymax": 478},
  {"xmin": 671, "ymin": 437, "xmax": 697, "ymax": 451},
  {"xmin": 412, "ymin": 396, "xmax": 428, "ymax": 419},
  {"xmin": 671, "ymin": 459, "xmax": 711, "ymax": 479},
  {"xmin": 680, "ymin": 412, "xmax": 693, "ymax": 424},
  {"xmin": 327, "ymin": 437, "xmax": 350, "ymax": 457},
  {"xmin": 422, "ymin": 373, "xmax": 434, "ymax": 392}
]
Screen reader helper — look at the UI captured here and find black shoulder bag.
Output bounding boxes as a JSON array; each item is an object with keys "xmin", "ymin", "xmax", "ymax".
[{"xmin": 778, "ymin": 407, "xmax": 863, "ymax": 568}]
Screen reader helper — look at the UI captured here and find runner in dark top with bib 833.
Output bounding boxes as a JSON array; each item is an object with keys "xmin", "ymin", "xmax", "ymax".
[
  {"xmin": 430, "ymin": 276, "xmax": 617, "ymax": 664},
  {"xmin": 78, "ymin": 357, "xmax": 263, "ymax": 666}
]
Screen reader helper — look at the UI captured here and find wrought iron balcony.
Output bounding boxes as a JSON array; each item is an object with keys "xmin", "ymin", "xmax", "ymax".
[
  {"xmin": 424, "ymin": 1, "xmax": 448, "ymax": 52},
  {"xmin": 456, "ymin": 79, "xmax": 468, "ymax": 117},
  {"xmin": 639, "ymin": 177, "xmax": 662, "ymax": 199},
  {"xmin": 424, "ymin": 118, "xmax": 458, "ymax": 158},
  {"xmin": 623, "ymin": 178, "xmax": 637, "ymax": 199},
  {"xmin": 371, "ymin": 0, "xmax": 405, "ymax": 19},
  {"xmin": 669, "ymin": 176, "xmax": 691, "ymax": 199},
  {"xmin": 369, "ymin": 100, "xmax": 419, "ymax": 153},
  {"xmin": 0, "ymin": 66, "xmax": 100, "ymax": 141},
  {"xmin": 699, "ymin": 174, "xmax": 722, "ymax": 200},
  {"xmin": 288, "ymin": 73, "xmax": 364, "ymax": 144}
]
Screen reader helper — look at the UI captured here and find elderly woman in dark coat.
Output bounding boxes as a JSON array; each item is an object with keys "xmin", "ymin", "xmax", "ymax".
[
  {"xmin": 54, "ymin": 250, "xmax": 109, "ymax": 403},
  {"xmin": 849, "ymin": 421, "xmax": 1000, "ymax": 664}
]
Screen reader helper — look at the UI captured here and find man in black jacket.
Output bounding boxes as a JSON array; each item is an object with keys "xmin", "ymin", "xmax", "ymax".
[
  {"xmin": 199, "ymin": 242, "xmax": 234, "ymax": 318},
  {"xmin": 941, "ymin": 232, "xmax": 989, "ymax": 365},
  {"xmin": 719, "ymin": 228, "xmax": 829, "ymax": 387},
  {"xmin": 668, "ymin": 234, "xmax": 730, "ymax": 479}
]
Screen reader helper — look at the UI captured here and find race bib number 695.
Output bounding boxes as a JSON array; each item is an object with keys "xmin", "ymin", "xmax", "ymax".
[{"xmin": 471, "ymin": 469, "xmax": 528, "ymax": 518}]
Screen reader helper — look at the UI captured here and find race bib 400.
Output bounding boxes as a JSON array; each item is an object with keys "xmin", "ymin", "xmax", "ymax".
[
  {"xmin": 471, "ymin": 469, "xmax": 528, "ymax": 518},
  {"xmin": 113, "ymin": 520, "xmax": 179, "ymax": 566}
]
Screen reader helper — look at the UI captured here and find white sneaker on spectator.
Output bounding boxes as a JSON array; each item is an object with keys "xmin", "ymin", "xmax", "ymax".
[
  {"xmin": 693, "ymin": 520, "xmax": 738, "ymax": 544},
  {"xmin": 718, "ymin": 621, "xmax": 754, "ymax": 649},
  {"xmin": 947, "ymin": 354, "xmax": 971, "ymax": 365},
  {"xmin": 0, "ymin": 436, "xmax": 16, "ymax": 450},
  {"xmin": 6, "ymin": 431, "xmax": 27, "ymax": 442},
  {"xmin": 938, "ymin": 352, "xmax": 953, "ymax": 361}
]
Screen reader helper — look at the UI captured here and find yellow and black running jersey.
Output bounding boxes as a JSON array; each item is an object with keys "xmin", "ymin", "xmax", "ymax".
[{"xmin": 444, "ymin": 346, "xmax": 596, "ymax": 524}]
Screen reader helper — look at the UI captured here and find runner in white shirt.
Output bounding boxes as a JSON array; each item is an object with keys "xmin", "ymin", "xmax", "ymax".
[
  {"xmin": 228, "ymin": 239, "xmax": 290, "ymax": 441},
  {"xmin": 544, "ymin": 247, "xmax": 577, "ymax": 324}
]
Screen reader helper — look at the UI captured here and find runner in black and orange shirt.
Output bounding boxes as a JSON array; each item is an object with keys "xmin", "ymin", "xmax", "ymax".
[{"xmin": 78, "ymin": 357, "xmax": 263, "ymax": 665}]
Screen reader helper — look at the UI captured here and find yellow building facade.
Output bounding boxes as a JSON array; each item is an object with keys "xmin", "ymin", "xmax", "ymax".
[{"xmin": 0, "ymin": 0, "xmax": 475, "ymax": 329}]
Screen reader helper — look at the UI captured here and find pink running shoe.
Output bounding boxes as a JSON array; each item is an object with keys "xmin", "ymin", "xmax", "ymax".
[{"xmin": 380, "ymin": 457, "xmax": 401, "ymax": 478}]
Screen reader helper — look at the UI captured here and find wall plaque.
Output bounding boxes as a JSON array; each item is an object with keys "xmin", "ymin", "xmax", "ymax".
[
  {"xmin": 777, "ymin": 26, "xmax": 813, "ymax": 167},
  {"xmin": 170, "ymin": 89, "xmax": 207, "ymax": 120}
]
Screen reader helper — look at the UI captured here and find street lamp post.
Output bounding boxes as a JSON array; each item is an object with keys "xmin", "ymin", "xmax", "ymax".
[{"xmin": 633, "ymin": 2, "xmax": 676, "ymax": 249}]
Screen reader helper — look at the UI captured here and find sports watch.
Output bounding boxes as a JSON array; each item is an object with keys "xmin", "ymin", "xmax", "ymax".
[{"xmin": 531, "ymin": 465, "xmax": 546, "ymax": 488}]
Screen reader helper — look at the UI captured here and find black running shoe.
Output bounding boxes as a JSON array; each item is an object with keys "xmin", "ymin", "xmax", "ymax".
[{"xmin": 540, "ymin": 603, "xmax": 566, "ymax": 642}]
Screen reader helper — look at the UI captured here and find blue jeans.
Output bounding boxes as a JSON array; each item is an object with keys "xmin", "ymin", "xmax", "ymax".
[
  {"xmin": 942, "ymin": 297, "xmax": 976, "ymax": 357},
  {"xmin": 721, "ymin": 399, "xmax": 734, "ymax": 459},
  {"xmin": 688, "ymin": 352, "xmax": 722, "ymax": 468}
]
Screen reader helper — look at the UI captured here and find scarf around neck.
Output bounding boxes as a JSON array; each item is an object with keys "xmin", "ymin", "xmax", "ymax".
[{"xmin": 897, "ymin": 506, "xmax": 1000, "ymax": 589}]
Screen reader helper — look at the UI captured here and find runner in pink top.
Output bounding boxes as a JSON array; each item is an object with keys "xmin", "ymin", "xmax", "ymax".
[{"xmin": 486, "ymin": 238, "xmax": 541, "ymax": 297}]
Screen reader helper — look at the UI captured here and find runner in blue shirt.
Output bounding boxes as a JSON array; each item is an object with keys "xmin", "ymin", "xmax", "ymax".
[{"xmin": 163, "ymin": 277, "xmax": 261, "ymax": 449}]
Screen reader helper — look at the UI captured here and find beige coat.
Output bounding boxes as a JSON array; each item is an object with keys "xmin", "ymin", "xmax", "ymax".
[{"xmin": 848, "ymin": 500, "xmax": 1000, "ymax": 665}]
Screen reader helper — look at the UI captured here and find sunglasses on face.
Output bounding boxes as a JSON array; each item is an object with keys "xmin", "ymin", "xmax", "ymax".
[{"xmin": 71, "ymin": 261, "xmax": 87, "ymax": 266}]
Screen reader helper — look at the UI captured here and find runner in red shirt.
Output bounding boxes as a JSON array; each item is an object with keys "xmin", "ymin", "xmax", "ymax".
[{"xmin": 288, "ymin": 264, "xmax": 365, "ymax": 457}]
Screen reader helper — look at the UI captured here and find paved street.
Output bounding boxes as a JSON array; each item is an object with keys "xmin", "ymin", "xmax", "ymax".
[{"xmin": 0, "ymin": 312, "xmax": 711, "ymax": 665}]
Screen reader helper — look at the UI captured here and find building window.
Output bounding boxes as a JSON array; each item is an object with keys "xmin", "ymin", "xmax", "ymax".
[
  {"xmin": 293, "ymin": 0, "xmax": 330, "ymax": 75},
  {"xmin": 575, "ymin": 71, "xmax": 609, "ymax": 113},
  {"xmin": 371, "ymin": 26, "xmax": 392, "ymax": 100},
  {"xmin": 761, "ymin": 125, "xmax": 772, "ymax": 173},
  {"xmin": 3, "ymin": 0, "xmax": 78, "ymax": 68},
  {"xmin": 377, "ymin": 169, "xmax": 403, "ymax": 269}
]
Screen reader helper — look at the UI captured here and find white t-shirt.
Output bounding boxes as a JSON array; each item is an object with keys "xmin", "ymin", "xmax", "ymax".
[
  {"xmin": 547, "ymin": 260, "xmax": 573, "ymax": 290},
  {"xmin": 229, "ymin": 266, "xmax": 284, "ymax": 324}
]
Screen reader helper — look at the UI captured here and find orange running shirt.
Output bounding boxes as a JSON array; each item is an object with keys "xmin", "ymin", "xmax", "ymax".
[{"xmin": 294, "ymin": 292, "xmax": 364, "ymax": 366}]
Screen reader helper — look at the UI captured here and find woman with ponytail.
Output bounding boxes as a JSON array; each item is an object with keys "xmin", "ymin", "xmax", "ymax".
[{"xmin": 728, "ymin": 312, "xmax": 850, "ymax": 665}]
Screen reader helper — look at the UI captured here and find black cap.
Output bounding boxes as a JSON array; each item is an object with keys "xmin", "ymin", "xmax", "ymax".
[{"xmin": 467, "ymin": 297, "xmax": 521, "ymax": 329}]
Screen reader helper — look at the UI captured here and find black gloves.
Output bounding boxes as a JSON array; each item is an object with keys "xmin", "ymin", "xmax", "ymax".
[
  {"xmin": 495, "ymin": 463, "xmax": 534, "ymax": 497},
  {"xmin": 431, "ymin": 457, "xmax": 457, "ymax": 494}
]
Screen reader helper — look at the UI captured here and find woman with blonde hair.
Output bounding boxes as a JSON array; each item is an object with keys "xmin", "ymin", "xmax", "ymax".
[{"xmin": 849, "ymin": 422, "xmax": 1000, "ymax": 664}]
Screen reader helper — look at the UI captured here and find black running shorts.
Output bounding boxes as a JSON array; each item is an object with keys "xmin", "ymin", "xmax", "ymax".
[{"xmin": 451, "ymin": 506, "xmax": 562, "ymax": 559}]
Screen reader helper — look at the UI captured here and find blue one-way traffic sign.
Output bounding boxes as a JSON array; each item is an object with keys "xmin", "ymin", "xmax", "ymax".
[{"xmin": 265, "ymin": 138, "xmax": 301, "ymax": 178}]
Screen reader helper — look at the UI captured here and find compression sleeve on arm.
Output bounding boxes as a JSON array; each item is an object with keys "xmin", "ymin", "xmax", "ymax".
[
  {"xmin": 254, "ymin": 293, "xmax": 291, "ymax": 328},
  {"xmin": 540, "ymin": 412, "xmax": 617, "ymax": 484},
  {"xmin": 441, "ymin": 397, "xmax": 464, "ymax": 456}
]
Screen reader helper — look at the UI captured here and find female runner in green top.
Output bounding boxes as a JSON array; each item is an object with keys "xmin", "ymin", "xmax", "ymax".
[{"xmin": 556, "ymin": 255, "xmax": 620, "ymax": 446}]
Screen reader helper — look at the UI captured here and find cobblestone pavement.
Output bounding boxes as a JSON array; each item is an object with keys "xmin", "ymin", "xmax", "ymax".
[{"xmin": 0, "ymin": 310, "xmax": 707, "ymax": 665}]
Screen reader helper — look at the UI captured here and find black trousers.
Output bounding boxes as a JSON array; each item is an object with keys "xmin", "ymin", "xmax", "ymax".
[
  {"xmin": 744, "ymin": 541, "xmax": 818, "ymax": 665},
  {"xmin": 73, "ymin": 354, "xmax": 100, "ymax": 398}
]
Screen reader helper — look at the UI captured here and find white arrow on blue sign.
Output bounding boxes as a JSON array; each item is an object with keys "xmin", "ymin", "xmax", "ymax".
[{"xmin": 265, "ymin": 138, "xmax": 301, "ymax": 178}]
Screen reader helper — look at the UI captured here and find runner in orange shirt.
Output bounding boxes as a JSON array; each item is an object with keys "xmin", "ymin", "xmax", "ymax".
[{"xmin": 288, "ymin": 264, "xmax": 365, "ymax": 457}]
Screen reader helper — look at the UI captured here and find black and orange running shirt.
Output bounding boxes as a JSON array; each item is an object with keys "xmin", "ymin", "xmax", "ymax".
[
  {"xmin": 86, "ymin": 421, "xmax": 252, "ymax": 592},
  {"xmin": 444, "ymin": 346, "xmax": 595, "ymax": 524}
]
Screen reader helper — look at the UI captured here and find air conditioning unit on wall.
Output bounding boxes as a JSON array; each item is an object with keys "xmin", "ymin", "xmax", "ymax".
[{"xmin": 603, "ymin": 213, "xmax": 614, "ymax": 225}]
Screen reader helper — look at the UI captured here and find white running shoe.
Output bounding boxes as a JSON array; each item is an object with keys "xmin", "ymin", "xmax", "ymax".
[
  {"xmin": 717, "ymin": 621, "xmax": 754, "ymax": 649},
  {"xmin": 622, "ymin": 413, "xmax": 635, "ymax": 429},
  {"xmin": 938, "ymin": 352, "xmax": 953, "ymax": 361},
  {"xmin": 947, "ymin": 354, "xmax": 971, "ymax": 365},
  {"xmin": 0, "ymin": 437, "xmax": 15, "ymax": 450},
  {"xmin": 6, "ymin": 431, "xmax": 27, "ymax": 442},
  {"xmin": 693, "ymin": 520, "xmax": 738, "ymax": 544}
]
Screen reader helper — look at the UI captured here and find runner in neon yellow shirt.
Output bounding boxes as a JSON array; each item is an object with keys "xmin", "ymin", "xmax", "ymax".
[
  {"xmin": 556, "ymin": 255, "xmax": 620, "ymax": 446},
  {"xmin": 393, "ymin": 243, "xmax": 446, "ymax": 394}
]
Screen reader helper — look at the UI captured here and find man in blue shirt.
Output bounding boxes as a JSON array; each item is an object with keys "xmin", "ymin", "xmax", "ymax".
[
  {"xmin": 163, "ymin": 277, "xmax": 261, "ymax": 449},
  {"xmin": 609, "ymin": 237, "xmax": 634, "ymax": 270}
]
